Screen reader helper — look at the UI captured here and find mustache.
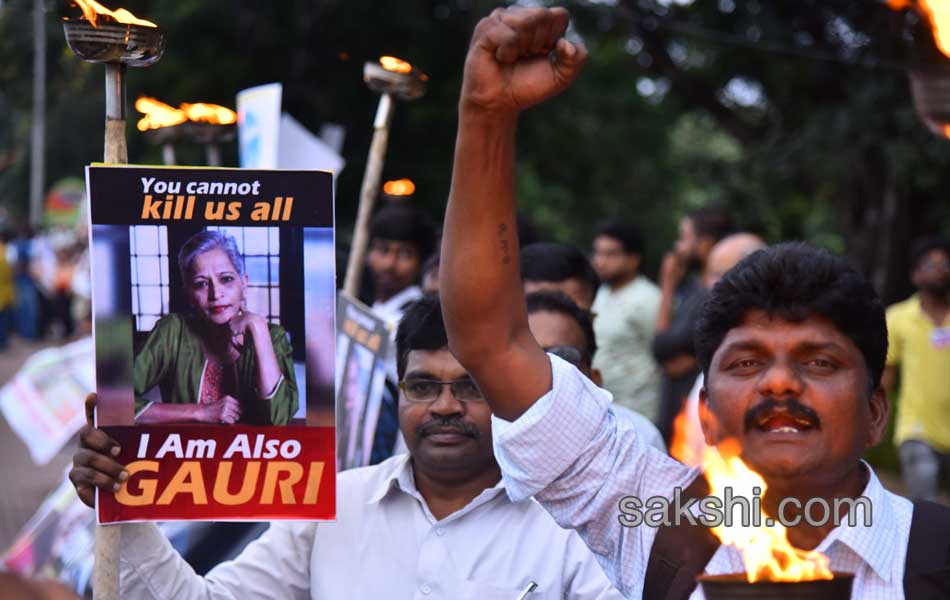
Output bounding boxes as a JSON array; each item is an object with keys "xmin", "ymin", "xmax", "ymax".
[
  {"xmin": 416, "ymin": 415, "xmax": 480, "ymax": 439},
  {"xmin": 744, "ymin": 397, "xmax": 821, "ymax": 432}
]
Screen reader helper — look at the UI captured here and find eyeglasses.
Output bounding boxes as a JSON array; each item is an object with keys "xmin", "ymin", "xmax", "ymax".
[
  {"xmin": 398, "ymin": 378, "xmax": 485, "ymax": 404},
  {"xmin": 544, "ymin": 345, "xmax": 591, "ymax": 369}
]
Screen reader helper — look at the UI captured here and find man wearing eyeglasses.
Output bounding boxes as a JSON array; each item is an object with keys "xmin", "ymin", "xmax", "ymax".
[
  {"xmin": 525, "ymin": 289, "xmax": 665, "ymax": 452},
  {"xmin": 69, "ymin": 295, "xmax": 622, "ymax": 599}
]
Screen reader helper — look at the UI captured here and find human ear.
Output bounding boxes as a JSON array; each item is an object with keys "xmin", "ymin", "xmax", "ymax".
[
  {"xmin": 698, "ymin": 386, "xmax": 719, "ymax": 446},
  {"xmin": 865, "ymin": 385, "xmax": 889, "ymax": 448}
]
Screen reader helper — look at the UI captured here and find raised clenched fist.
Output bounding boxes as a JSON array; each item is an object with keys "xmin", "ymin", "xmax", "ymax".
[{"xmin": 461, "ymin": 7, "xmax": 588, "ymax": 116}]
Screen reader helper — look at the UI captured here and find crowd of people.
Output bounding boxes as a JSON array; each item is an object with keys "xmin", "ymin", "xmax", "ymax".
[
  {"xmin": 0, "ymin": 226, "xmax": 90, "ymax": 350},
  {"xmin": 59, "ymin": 6, "xmax": 950, "ymax": 599}
]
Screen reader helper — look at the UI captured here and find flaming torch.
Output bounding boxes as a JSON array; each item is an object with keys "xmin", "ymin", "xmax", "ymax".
[
  {"xmin": 63, "ymin": 1, "xmax": 164, "ymax": 164},
  {"xmin": 342, "ymin": 56, "xmax": 428, "ymax": 296},
  {"xmin": 888, "ymin": 1, "xmax": 950, "ymax": 138},
  {"xmin": 666, "ymin": 418, "xmax": 856, "ymax": 598},
  {"xmin": 136, "ymin": 97, "xmax": 237, "ymax": 166},
  {"xmin": 694, "ymin": 441, "xmax": 853, "ymax": 598},
  {"xmin": 180, "ymin": 102, "xmax": 238, "ymax": 166},
  {"xmin": 135, "ymin": 96, "xmax": 185, "ymax": 164},
  {"xmin": 64, "ymin": 6, "xmax": 163, "ymax": 599},
  {"xmin": 382, "ymin": 178, "xmax": 416, "ymax": 200}
]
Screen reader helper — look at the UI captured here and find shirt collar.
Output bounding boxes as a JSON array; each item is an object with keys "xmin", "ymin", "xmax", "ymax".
[
  {"xmin": 365, "ymin": 453, "xmax": 507, "ymax": 507},
  {"xmin": 366, "ymin": 453, "xmax": 413, "ymax": 505},
  {"xmin": 372, "ymin": 285, "xmax": 423, "ymax": 314},
  {"xmin": 815, "ymin": 461, "xmax": 900, "ymax": 583}
]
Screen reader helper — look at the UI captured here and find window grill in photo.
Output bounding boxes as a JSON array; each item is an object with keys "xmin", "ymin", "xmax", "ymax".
[
  {"xmin": 207, "ymin": 226, "xmax": 281, "ymax": 324},
  {"xmin": 129, "ymin": 225, "xmax": 170, "ymax": 332}
]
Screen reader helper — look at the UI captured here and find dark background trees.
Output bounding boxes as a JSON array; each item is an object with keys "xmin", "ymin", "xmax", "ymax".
[{"xmin": 1, "ymin": 0, "xmax": 948, "ymax": 304}]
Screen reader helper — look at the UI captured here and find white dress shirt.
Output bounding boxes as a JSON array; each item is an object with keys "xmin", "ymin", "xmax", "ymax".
[
  {"xmin": 612, "ymin": 404, "xmax": 666, "ymax": 453},
  {"xmin": 118, "ymin": 453, "xmax": 624, "ymax": 599},
  {"xmin": 492, "ymin": 354, "xmax": 913, "ymax": 600}
]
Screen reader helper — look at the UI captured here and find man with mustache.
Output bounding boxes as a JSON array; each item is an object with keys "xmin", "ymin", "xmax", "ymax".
[
  {"xmin": 439, "ymin": 6, "xmax": 950, "ymax": 598},
  {"xmin": 69, "ymin": 295, "xmax": 621, "ymax": 598}
]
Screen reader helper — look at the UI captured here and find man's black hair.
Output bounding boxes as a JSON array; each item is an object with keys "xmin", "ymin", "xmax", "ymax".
[
  {"xmin": 687, "ymin": 207, "xmax": 735, "ymax": 243},
  {"xmin": 695, "ymin": 242, "xmax": 887, "ymax": 389},
  {"xmin": 520, "ymin": 242, "xmax": 599, "ymax": 295},
  {"xmin": 396, "ymin": 295, "xmax": 447, "ymax": 379},
  {"xmin": 909, "ymin": 235, "xmax": 950, "ymax": 271},
  {"xmin": 369, "ymin": 204, "xmax": 437, "ymax": 261},
  {"xmin": 595, "ymin": 221, "xmax": 644, "ymax": 256},
  {"xmin": 422, "ymin": 251, "xmax": 440, "ymax": 279},
  {"xmin": 525, "ymin": 290, "xmax": 597, "ymax": 358}
]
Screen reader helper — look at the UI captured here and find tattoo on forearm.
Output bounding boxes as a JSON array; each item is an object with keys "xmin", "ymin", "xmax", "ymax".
[{"xmin": 498, "ymin": 223, "xmax": 511, "ymax": 265}]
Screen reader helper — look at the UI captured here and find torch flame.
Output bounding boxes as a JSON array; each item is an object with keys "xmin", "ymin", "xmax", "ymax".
[
  {"xmin": 943, "ymin": 124, "xmax": 950, "ymax": 138},
  {"xmin": 696, "ymin": 440, "xmax": 834, "ymax": 583},
  {"xmin": 180, "ymin": 103, "xmax": 238, "ymax": 126},
  {"xmin": 135, "ymin": 97, "xmax": 237, "ymax": 131},
  {"xmin": 134, "ymin": 97, "xmax": 186, "ymax": 132},
  {"xmin": 888, "ymin": 0, "xmax": 950, "ymax": 58},
  {"xmin": 670, "ymin": 408, "xmax": 703, "ymax": 468},
  {"xmin": 379, "ymin": 56, "xmax": 413, "ymax": 74},
  {"xmin": 383, "ymin": 179, "xmax": 416, "ymax": 196},
  {"xmin": 670, "ymin": 406, "xmax": 835, "ymax": 583},
  {"xmin": 71, "ymin": 0, "xmax": 157, "ymax": 28}
]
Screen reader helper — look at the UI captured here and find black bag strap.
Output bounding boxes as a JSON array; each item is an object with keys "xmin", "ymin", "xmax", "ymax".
[
  {"xmin": 903, "ymin": 499, "xmax": 950, "ymax": 599},
  {"xmin": 643, "ymin": 474, "xmax": 721, "ymax": 600}
]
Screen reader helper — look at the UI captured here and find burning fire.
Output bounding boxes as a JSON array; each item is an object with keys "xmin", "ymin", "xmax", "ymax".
[
  {"xmin": 669, "ymin": 399, "xmax": 834, "ymax": 584},
  {"xmin": 669, "ymin": 396, "xmax": 708, "ymax": 468},
  {"xmin": 181, "ymin": 103, "xmax": 238, "ymax": 126},
  {"xmin": 383, "ymin": 179, "xmax": 416, "ymax": 196},
  {"xmin": 135, "ymin": 97, "xmax": 237, "ymax": 131},
  {"xmin": 695, "ymin": 440, "xmax": 834, "ymax": 583},
  {"xmin": 71, "ymin": 0, "xmax": 157, "ymax": 28},
  {"xmin": 379, "ymin": 56, "xmax": 413, "ymax": 74},
  {"xmin": 888, "ymin": 0, "xmax": 950, "ymax": 58},
  {"xmin": 135, "ymin": 97, "xmax": 185, "ymax": 131}
]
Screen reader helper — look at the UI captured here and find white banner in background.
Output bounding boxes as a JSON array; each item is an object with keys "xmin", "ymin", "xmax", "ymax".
[
  {"xmin": 236, "ymin": 83, "xmax": 283, "ymax": 168},
  {"xmin": 278, "ymin": 113, "xmax": 346, "ymax": 179}
]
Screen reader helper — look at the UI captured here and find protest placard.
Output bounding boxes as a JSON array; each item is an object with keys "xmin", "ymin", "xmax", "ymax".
[
  {"xmin": 0, "ymin": 336, "xmax": 94, "ymax": 465},
  {"xmin": 335, "ymin": 293, "xmax": 391, "ymax": 470},
  {"xmin": 2, "ymin": 479, "xmax": 96, "ymax": 595},
  {"xmin": 86, "ymin": 165, "xmax": 336, "ymax": 523}
]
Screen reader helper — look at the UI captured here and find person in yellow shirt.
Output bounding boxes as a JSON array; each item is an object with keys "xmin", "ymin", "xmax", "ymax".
[
  {"xmin": 0, "ymin": 232, "xmax": 16, "ymax": 350},
  {"xmin": 883, "ymin": 236, "xmax": 950, "ymax": 502}
]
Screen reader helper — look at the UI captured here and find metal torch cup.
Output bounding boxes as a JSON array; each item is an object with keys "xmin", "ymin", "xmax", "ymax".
[
  {"xmin": 63, "ymin": 19, "xmax": 165, "ymax": 162},
  {"xmin": 698, "ymin": 573, "xmax": 854, "ymax": 600}
]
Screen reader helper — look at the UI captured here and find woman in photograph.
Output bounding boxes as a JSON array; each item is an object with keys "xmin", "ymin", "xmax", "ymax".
[{"xmin": 134, "ymin": 230, "xmax": 297, "ymax": 425}]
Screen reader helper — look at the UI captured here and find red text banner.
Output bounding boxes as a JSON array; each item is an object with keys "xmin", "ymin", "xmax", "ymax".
[{"xmin": 98, "ymin": 426, "xmax": 336, "ymax": 523}]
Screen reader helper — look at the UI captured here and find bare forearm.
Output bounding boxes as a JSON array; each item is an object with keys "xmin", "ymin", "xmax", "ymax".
[
  {"xmin": 442, "ymin": 111, "xmax": 521, "ymax": 353},
  {"xmin": 136, "ymin": 402, "xmax": 205, "ymax": 425},
  {"xmin": 656, "ymin": 286, "xmax": 675, "ymax": 331},
  {"xmin": 440, "ymin": 7, "xmax": 585, "ymax": 420},
  {"xmin": 441, "ymin": 111, "xmax": 551, "ymax": 420}
]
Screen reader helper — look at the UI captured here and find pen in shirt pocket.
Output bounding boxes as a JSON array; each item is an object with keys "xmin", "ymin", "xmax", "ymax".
[{"xmin": 515, "ymin": 581, "xmax": 538, "ymax": 599}]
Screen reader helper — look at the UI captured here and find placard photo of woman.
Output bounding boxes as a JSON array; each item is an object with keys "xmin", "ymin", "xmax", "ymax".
[{"xmin": 133, "ymin": 230, "xmax": 298, "ymax": 425}]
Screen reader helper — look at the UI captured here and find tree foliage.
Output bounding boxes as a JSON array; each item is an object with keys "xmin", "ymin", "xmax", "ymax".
[{"xmin": 1, "ymin": 0, "xmax": 948, "ymax": 303}]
